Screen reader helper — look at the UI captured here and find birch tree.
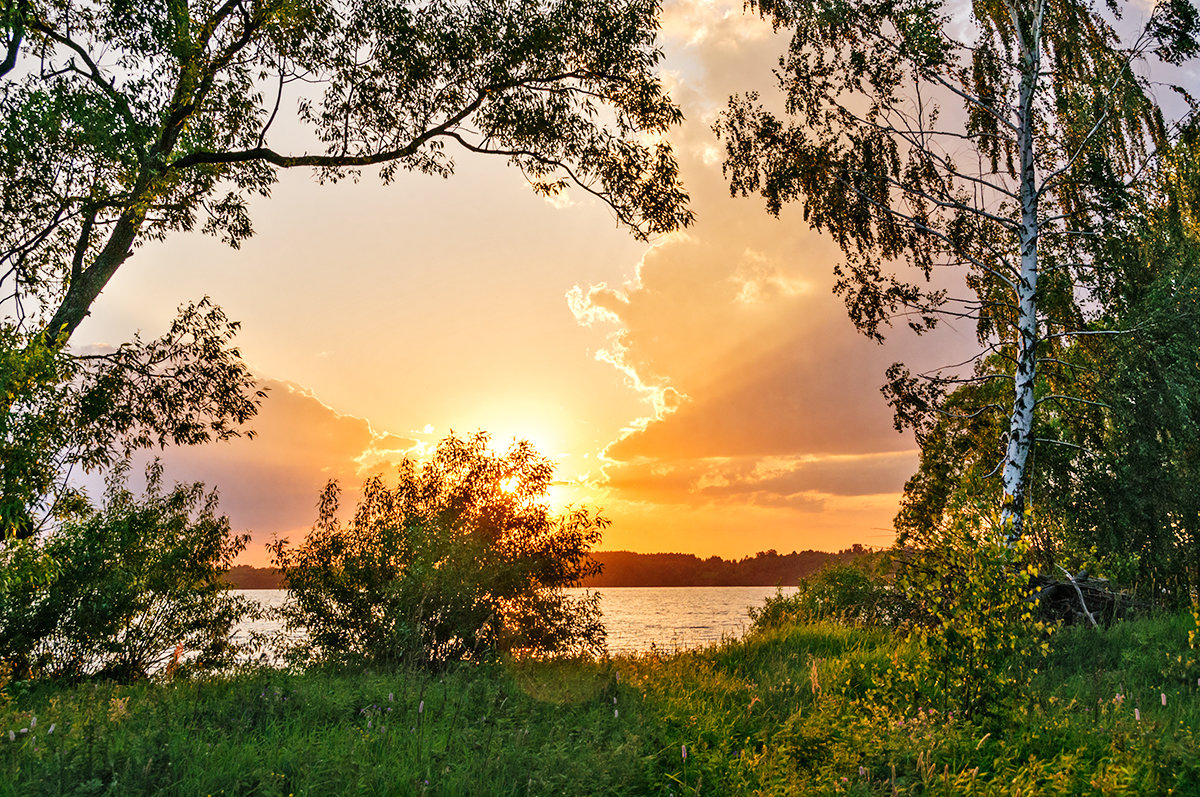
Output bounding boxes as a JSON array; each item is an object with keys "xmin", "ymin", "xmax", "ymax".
[
  {"xmin": 898, "ymin": 130, "xmax": 1200, "ymax": 598},
  {"xmin": 718, "ymin": 0, "xmax": 1199, "ymax": 538}
]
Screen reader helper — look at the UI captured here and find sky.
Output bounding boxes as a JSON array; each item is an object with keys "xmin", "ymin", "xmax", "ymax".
[{"xmin": 70, "ymin": 0, "xmax": 980, "ymax": 566}]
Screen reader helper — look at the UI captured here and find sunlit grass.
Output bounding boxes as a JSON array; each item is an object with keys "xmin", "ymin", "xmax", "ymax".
[{"xmin": 4, "ymin": 612, "xmax": 1199, "ymax": 795}]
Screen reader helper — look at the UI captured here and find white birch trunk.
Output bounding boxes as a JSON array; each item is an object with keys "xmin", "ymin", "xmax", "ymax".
[{"xmin": 1000, "ymin": 0, "xmax": 1045, "ymax": 541}]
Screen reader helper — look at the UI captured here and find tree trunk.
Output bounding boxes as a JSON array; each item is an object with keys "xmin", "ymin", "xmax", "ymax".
[{"xmin": 1000, "ymin": 2, "xmax": 1043, "ymax": 541}]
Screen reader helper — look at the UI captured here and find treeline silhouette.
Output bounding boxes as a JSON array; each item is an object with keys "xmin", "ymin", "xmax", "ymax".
[
  {"xmin": 223, "ymin": 546, "xmax": 869, "ymax": 589},
  {"xmin": 580, "ymin": 547, "xmax": 867, "ymax": 587}
]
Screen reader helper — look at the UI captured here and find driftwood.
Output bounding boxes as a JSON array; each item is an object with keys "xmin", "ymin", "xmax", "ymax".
[{"xmin": 1030, "ymin": 573, "xmax": 1147, "ymax": 626}]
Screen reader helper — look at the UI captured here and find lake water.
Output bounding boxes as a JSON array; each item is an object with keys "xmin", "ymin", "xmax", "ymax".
[{"xmin": 234, "ymin": 586, "xmax": 797, "ymax": 656}]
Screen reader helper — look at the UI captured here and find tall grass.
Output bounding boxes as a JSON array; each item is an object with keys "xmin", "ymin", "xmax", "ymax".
[{"xmin": 4, "ymin": 611, "xmax": 1199, "ymax": 795}]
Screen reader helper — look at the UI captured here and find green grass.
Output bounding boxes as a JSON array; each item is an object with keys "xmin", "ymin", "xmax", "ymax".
[{"xmin": 4, "ymin": 612, "xmax": 1200, "ymax": 795}]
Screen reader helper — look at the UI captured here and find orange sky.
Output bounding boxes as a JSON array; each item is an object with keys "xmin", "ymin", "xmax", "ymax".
[{"xmin": 71, "ymin": 0, "xmax": 978, "ymax": 566}]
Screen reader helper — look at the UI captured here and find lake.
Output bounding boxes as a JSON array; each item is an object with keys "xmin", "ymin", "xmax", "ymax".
[{"xmin": 234, "ymin": 586, "xmax": 798, "ymax": 655}]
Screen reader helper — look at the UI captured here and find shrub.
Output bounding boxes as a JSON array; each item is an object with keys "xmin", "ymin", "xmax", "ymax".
[
  {"xmin": 272, "ymin": 432, "xmax": 607, "ymax": 668},
  {"xmin": 0, "ymin": 462, "xmax": 254, "ymax": 680},
  {"xmin": 893, "ymin": 511, "xmax": 1052, "ymax": 719},
  {"xmin": 749, "ymin": 553, "xmax": 909, "ymax": 631}
]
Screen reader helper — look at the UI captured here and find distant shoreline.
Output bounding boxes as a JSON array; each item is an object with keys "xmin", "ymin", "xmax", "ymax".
[{"xmin": 224, "ymin": 546, "xmax": 868, "ymax": 590}]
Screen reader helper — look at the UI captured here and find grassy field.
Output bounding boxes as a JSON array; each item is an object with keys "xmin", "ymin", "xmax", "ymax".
[{"xmin": 3, "ymin": 611, "xmax": 1199, "ymax": 795}]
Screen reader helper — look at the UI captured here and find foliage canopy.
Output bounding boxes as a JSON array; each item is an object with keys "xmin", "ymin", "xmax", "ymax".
[
  {"xmin": 272, "ymin": 432, "xmax": 607, "ymax": 667},
  {"xmin": 718, "ymin": 0, "xmax": 1200, "ymax": 536},
  {"xmin": 1, "ymin": 0, "xmax": 691, "ymax": 344},
  {"xmin": 898, "ymin": 131, "xmax": 1200, "ymax": 602}
]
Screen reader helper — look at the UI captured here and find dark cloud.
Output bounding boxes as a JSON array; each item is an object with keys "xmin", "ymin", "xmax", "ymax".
[{"xmin": 143, "ymin": 379, "xmax": 419, "ymax": 561}]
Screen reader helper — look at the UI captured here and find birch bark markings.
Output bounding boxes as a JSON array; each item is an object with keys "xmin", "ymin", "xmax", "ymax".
[{"xmin": 1001, "ymin": 0, "xmax": 1046, "ymax": 539}]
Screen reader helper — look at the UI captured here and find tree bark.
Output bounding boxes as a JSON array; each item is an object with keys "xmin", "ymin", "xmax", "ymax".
[
  {"xmin": 40, "ymin": 208, "xmax": 143, "ymax": 347},
  {"xmin": 1000, "ymin": 0, "xmax": 1044, "ymax": 541}
]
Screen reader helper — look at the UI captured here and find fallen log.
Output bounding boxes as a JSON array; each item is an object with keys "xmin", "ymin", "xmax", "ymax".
[{"xmin": 1030, "ymin": 574, "xmax": 1147, "ymax": 626}]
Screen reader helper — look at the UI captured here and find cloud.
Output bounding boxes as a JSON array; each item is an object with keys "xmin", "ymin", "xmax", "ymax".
[
  {"xmin": 601, "ymin": 451, "xmax": 919, "ymax": 506},
  {"xmin": 144, "ymin": 379, "xmax": 422, "ymax": 562},
  {"xmin": 568, "ymin": 0, "xmax": 974, "ymax": 533}
]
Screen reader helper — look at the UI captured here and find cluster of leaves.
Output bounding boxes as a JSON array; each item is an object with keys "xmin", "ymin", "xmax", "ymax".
[
  {"xmin": 892, "ymin": 511, "xmax": 1053, "ymax": 720},
  {"xmin": 272, "ymin": 432, "xmax": 607, "ymax": 668},
  {"xmin": 0, "ymin": 324, "xmax": 70, "ymax": 539},
  {"xmin": 0, "ymin": 461, "xmax": 255, "ymax": 681},
  {"xmin": 0, "ymin": 299, "xmax": 263, "ymax": 539},
  {"xmin": 749, "ymin": 554, "xmax": 911, "ymax": 630}
]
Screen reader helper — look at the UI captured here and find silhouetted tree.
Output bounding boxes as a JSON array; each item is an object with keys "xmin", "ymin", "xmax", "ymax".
[{"xmin": 272, "ymin": 432, "xmax": 607, "ymax": 667}]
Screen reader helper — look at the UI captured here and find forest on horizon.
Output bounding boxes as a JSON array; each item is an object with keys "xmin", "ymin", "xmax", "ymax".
[{"xmin": 222, "ymin": 546, "xmax": 870, "ymax": 589}]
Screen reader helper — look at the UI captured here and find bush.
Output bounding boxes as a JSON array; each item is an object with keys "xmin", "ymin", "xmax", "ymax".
[
  {"xmin": 749, "ymin": 553, "xmax": 908, "ymax": 631},
  {"xmin": 272, "ymin": 432, "xmax": 607, "ymax": 668},
  {"xmin": 0, "ymin": 462, "xmax": 254, "ymax": 681},
  {"xmin": 893, "ymin": 511, "xmax": 1052, "ymax": 720}
]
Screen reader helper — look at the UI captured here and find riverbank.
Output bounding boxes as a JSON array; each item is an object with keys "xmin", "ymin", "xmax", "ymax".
[{"xmin": 3, "ymin": 611, "xmax": 1198, "ymax": 795}]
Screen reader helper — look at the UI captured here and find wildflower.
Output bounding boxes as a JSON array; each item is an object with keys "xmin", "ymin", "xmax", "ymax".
[
  {"xmin": 108, "ymin": 696, "xmax": 130, "ymax": 722},
  {"xmin": 48, "ymin": 724, "xmax": 55, "ymax": 735},
  {"xmin": 613, "ymin": 696, "xmax": 617, "ymax": 705},
  {"xmin": 841, "ymin": 777, "xmax": 849, "ymax": 783},
  {"xmin": 388, "ymin": 692, "xmax": 394, "ymax": 702},
  {"xmin": 1114, "ymin": 694, "xmax": 1125, "ymax": 705},
  {"xmin": 614, "ymin": 709, "xmax": 619, "ymax": 718},
  {"xmin": 29, "ymin": 717, "xmax": 35, "ymax": 729},
  {"xmin": 859, "ymin": 766, "xmax": 866, "ymax": 777},
  {"xmin": 682, "ymin": 744, "xmax": 687, "ymax": 760},
  {"xmin": 419, "ymin": 700, "xmax": 424, "ymax": 714},
  {"xmin": 1162, "ymin": 693, "xmax": 1167, "ymax": 706},
  {"xmin": 367, "ymin": 720, "xmax": 372, "ymax": 729},
  {"xmin": 1135, "ymin": 708, "xmax": 1141, "ymax": 721}
]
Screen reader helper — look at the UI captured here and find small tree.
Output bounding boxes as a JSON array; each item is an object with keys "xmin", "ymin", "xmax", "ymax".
[
  {"xmin": 0, "ymin": 461, "xmax": 254, "ymax": 681},
  {"xmin": 272, "ymin": 432, "xmax": 606, "ymax": 668},
  {"xmin": 718, "ymin": 0, "xmax": 1200, "ymax": 539},
  {"xmin": 895, "ymin": 511, "xmax": 1051, "ymax": 720}
]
